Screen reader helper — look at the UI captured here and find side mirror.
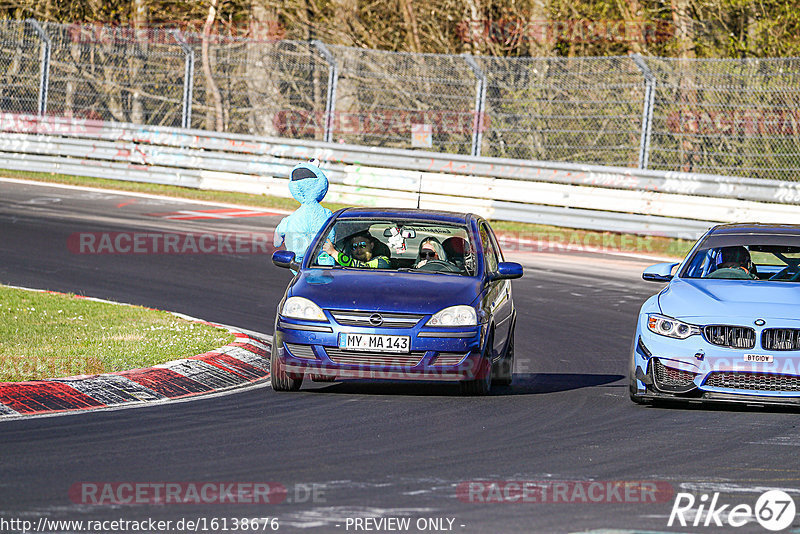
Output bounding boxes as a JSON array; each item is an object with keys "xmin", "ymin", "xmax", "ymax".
[
  {"xmin": 272, "ymin": 250, "xmax": 299, "ymax": 270},
  {"xmin": 642, "ymin": 262, "xmax": 678, "ymax": 282},
  {"xmin": 491, "ymin": 262, "xmax": 523, "ymax": 281}
]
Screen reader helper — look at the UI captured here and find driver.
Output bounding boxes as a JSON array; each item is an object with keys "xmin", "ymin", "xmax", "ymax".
[
  {"xmin": 708, "ymin": 246, "xmax": 757, "ymax": 279},
  {"xmin": 323, "ymin": 232, "xmax": 390, "ymax": 268},
  {"xmin": 415, "ymin": 237, "xmax": 447, "ymax": 268}
]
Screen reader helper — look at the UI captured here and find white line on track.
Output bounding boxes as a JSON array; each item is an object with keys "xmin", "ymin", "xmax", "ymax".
[{"xmin": 0, "ymin": 176, "xmax": 293, "ymax": 214}]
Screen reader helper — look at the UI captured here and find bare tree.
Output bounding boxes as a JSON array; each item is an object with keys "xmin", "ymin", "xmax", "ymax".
[
  {"xmin": 671, "ymin": 0, "xmax": 695, "ymax": 58},
  {"xmin": 399, "ymin": 0, "xmax": 421, "ymax": 52},
  {"xmin": 202, "ymin": 0, "xmax": 225, "ymax": 131}
]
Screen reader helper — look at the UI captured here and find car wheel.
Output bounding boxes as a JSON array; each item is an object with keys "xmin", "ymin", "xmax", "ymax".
[
  {"xmin": 460, "ymin": 333, "xmax": 493, "ymax": 396},
  {"xmin": 492, "ymin": 329, "xmax": 514, "ymax": 387},
  {"xmin": 628, "ymin": 365, "xmax": 650, "ymax": 405},
  {"xmin": 628, "ymin": 338, "xmax": 650, "ymax": 405},
  {"xmin": 270, "ymin": 342, "xmax": 303, "ymax": 392},
  {"xmin": 629, "ymin": 373, "xmax": 651, "ymax": 405}
]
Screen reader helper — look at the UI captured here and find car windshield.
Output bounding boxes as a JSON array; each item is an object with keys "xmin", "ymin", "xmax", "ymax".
[
  {"xmin": 682, "ymin": 238, "xmax": 800, "ymax": 282},
  {"xmin": 309, "ymin": 218, "xmax": 476, "ymax": 275}
]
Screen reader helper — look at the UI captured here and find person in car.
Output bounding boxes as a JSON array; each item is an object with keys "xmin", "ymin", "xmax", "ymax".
[
  {"xmin": 323, "ymin": 232, "xmax": 390, "ymax": 268},
  {"xmin": 415, "ymin": 237, "xmax": 447, "ymax": 268},
  {"xmin": 707, "ymin": 246, "xmax": 757, "ymax": 279}
]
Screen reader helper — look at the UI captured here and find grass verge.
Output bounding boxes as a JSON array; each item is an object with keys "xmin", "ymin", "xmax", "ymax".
[
  {"xmin": 1, "ymin": 167, "xmax": 694, "ymax": 259},
  {"xmin": 0, "ymin": 285, "xmax": 235, "ymax": 382}
]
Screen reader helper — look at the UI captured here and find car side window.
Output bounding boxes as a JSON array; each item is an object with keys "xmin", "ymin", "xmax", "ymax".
[{"xmin": 479, "ymin": 223, "xmax": 499, "ymax": 274}]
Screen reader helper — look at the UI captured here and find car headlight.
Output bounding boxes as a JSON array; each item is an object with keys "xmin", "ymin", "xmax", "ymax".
[
  {"xmin": 647, "ymin": 314, "xmax": 700, "ymax": 339},
  {"xmin": 426, "ymin": 305, "xmax": 477, "ymax": 327},
  {"xmin": 281, "ymin": 297, "xmax": 326, "ymax": 321}
]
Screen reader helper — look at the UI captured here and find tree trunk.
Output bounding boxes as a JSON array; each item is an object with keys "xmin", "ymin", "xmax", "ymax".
[
  {"xmin": 129, "ymin": 0, "xmax": 147, "ymax": 124},
  {"xmin": 527, "ymin": 0, "xmax": 550, "ymax": 57},
  {"xmin": 671, "ymin": 0, "xmax": 695, "ymax": 58},
  {"xmin": 399, "ymin": 0, "xmax": 421, "ymax": 52},
  {"xmin": 247, "ymin": 0, "xmax": 282, "ymax": 136},
  {"xmin": 202, "ymin": 0, "xmax": 225, "ymax": 131}
]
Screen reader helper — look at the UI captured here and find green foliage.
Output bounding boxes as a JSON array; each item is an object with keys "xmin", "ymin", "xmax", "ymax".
[{"xmin": 0, "ymin": 286, "xmax": 234, "ymax": 381}]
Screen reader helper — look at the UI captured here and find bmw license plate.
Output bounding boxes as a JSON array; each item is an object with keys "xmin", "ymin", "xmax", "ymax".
[
  {"xmin": 744, "ymin": 354, "xmax": 773, "ymax": 363},
  {"xmin": 338, "ymin": 333, "xmax": 410, "ymax": 353}
]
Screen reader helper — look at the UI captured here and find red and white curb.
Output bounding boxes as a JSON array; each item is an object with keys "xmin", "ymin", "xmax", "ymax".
[{"xmin": 0, "ymin": 288, "xmax": 272, "ymax": 418}]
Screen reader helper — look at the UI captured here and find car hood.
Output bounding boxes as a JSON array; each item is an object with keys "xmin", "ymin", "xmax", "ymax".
[
  {"xmin": 659, "ymin": 278, "xmax": 800, "ymax": 321},
  {"xmin": 289, "ymin": 269, "xmax": 483, "ymax": 313}
]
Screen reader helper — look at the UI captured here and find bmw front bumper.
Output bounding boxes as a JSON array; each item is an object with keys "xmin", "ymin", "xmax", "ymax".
[{"xmin": 631, "ymin": 318, "xmax": 800, "ymax": 405}]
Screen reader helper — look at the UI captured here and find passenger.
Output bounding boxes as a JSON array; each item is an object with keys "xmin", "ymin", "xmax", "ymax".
[
  {"xmin": 415, "ymin": 237, "xmax": 447, "ymax": 268},
  {"xmin": 707, "ymin": 246, "xmax": 757, "ymax": 279},
  {"xmin": 442, "ymin": 236, "xmax": 470, "ymax": 270},
  {"xmin": 323, "ymin": 232, "xmax": 390, "ymax": 268}
]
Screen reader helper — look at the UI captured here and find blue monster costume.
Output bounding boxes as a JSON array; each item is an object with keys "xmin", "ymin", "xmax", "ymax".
[{"xmin": 274, "ymin": 160, "xmax": 333, "ymax": 265}]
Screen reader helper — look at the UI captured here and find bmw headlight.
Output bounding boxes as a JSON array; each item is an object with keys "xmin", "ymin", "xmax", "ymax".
[
  {"xmin": 426, "ymin": 305, "xmax": 477, "ymax": 327},
  {"xmin": 281, "ymin": 297, "xmax": 326, "ymax": 321},
  {"xmin": 647, "ymin": 314, "xmax": 700, "ymax": 339}
]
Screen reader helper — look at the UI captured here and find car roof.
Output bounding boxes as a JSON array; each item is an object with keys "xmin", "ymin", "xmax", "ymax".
[
  {"xmin": 709, "ymin": 223, "xmax": 800, "ymax": 236},
  {"xmin": 335, "ymin": 207, "xmax": 473, "ymax": 225}
]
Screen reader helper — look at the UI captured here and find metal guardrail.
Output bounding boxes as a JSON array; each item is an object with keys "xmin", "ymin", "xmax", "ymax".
[{"xmin": 1, "ymin": 114, "xmax": 799, "ymax": 240}]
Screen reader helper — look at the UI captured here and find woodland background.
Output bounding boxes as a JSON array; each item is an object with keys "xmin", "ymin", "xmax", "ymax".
[{"xmin": 2, "ymin": 0, "xmax": 799, "ymax": 58}]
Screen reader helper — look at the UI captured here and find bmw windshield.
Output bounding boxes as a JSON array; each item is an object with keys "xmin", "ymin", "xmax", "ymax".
[{"xmin": 681, "ymin": 234, "xmax": 800, "ymax": 282}]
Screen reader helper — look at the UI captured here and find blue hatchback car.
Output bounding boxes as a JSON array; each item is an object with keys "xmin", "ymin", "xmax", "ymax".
[
  {"xmin": 631, "ymin": 223, "xmax": 800, "ymax": 406},
  {"xmin": 270, "ymin": 208, "xmax": 523, "ymax": 395}
]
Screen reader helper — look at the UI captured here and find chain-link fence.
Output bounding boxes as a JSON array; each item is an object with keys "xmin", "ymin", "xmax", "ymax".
[{"xmin": 0, "ymin": 19, "xmax": 798, "ymax": 181}]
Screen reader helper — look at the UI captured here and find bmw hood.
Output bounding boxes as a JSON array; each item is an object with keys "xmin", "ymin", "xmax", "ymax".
[
  {"xmin": 289, "ymin": 269, "xmax": 482, "ymax": 314},
  {"xmin": 659, "ymin": 278, "xmax": 800, "ymax": 321}
]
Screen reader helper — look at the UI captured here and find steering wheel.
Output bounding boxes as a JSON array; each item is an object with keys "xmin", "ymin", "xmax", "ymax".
[{"xmin": 416, "ymin": 259, "xmax": 461, "ymax": 273}]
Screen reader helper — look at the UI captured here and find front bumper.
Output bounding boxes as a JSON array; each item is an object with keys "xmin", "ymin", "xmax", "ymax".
[
  {"xmin": 274, "ymin": 316, "xmax": 486, "ymax": 382},
  {"xmin": 631, "ymin": 320, "xmax": 800, "ymax": 405}
]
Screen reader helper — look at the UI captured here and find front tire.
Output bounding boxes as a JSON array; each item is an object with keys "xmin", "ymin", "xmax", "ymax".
[
  {"xmin": 460, "ymin": 334, "xmax": 493, "ymax": 396},
  {"xmin": 493, "ymin": 330, "xmax": 514, "ymax": 387},
  {"xmin": 270, "ymin": 342, "xmax": 303, "ymax": 391}
]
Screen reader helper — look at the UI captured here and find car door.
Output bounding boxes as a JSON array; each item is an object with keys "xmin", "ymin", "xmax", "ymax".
[{"xmin": 478, "ymin": 221, "xmax": 513, "ymax": 357}]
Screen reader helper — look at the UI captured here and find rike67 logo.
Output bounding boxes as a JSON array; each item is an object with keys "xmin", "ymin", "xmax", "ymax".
[{"xmin": 668, "ymin": 490, "xmax": 796, "ymax": 531}]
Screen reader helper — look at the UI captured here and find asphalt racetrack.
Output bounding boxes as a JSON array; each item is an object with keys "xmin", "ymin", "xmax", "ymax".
[{"xmin": 1, "ymin": 179, "xmax": 799, "ymax": 534}]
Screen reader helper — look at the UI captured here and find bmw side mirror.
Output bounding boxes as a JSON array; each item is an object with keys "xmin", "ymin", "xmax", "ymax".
[
  {"xmin": 491, "ymin": 262, "xmax": 523, "ymax": 281},
  {"xmin": 642, "ymin": 262, "xmax": 678, "ymax": 282},
  {"xmin": 272, "ymin": 250, "xmax": 299, "ymax": 270}
]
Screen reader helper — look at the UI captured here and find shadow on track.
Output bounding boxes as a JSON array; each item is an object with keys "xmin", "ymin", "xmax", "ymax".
[{"xmin": 299, "ymin": 373, "xmax": 624, "ymax": 397}]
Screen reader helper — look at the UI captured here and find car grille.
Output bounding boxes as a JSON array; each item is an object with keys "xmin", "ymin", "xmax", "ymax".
[
  {"xmin": 762, "ymin": 328, "xmax": 800, "ymax": 351},
  {"xmin": 652, "ymin": 359, "xmax": 697, "ymax": 390},
  {"xmin": 433, "ymin": 353, "xmax": 467, "ymax": 366},
  {"xmin": 705, "ymin": 372, "xmax": 800, "ymax": 392},
  {"xmin": 284, "ymin": 343, "xmax": 317, "ymax": 360},
  {"xmin": 329, "ymin": 310, "xmax": 423, "ymax": 328},
  {"xmin": 703, "ymin": 325, "xmax": 756, "ymax": 349},
  {"xmin": 325, "ymin": 348, "xmax": 424, "ymax": 367}
]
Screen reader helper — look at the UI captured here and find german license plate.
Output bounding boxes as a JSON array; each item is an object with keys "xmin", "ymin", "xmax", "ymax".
[
  {"xmin": 744, "ymin": 354, "xmax": 773, "ymax": 363},
  {"xmin": 338, "ymin": 333, "xmax": 410, "ymax": 353}
]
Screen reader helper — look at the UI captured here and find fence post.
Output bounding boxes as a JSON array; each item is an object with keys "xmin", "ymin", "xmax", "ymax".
[
  {"xmin": 172, "ymin": 30, "xmax": 194, "ymax": 129},
  {"xmin": 631, "ymin": 54, "xmax": 655, "ymax": 170},
  {"xmin": 462, "ymin": 53, "xmax": 487, "ymax": 157},
  {"xmin": 26, "ymin": 19, "xmax": 51, "ymax": 117},
  {"xmin": 312, "ymin": 40, "xmax": 338, "ymax": 144}
]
